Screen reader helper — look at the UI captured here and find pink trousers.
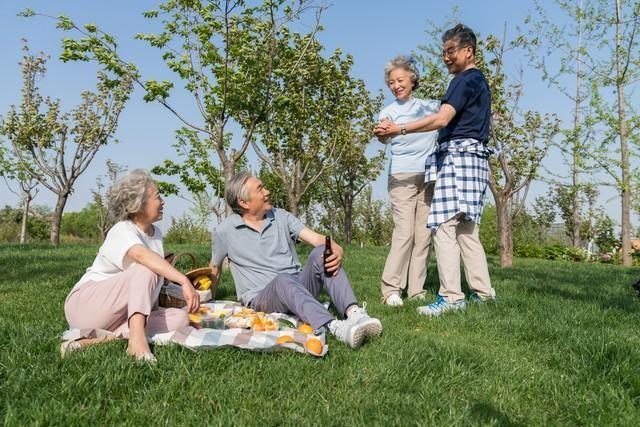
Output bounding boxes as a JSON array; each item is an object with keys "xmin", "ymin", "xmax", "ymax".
[{"xmin": 64, "ymin": 264, "xmax": 188, "ymax": 338}]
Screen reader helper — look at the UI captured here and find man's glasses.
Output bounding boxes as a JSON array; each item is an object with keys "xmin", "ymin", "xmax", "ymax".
[{"xmin": 441, "ymin": 45, "xmax": 469, "ymax": 58}]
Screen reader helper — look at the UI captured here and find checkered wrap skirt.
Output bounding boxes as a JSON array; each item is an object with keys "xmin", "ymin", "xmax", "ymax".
[{"xmin": 425, "ymin": 138, "xmax": 493, "ymax": 231}]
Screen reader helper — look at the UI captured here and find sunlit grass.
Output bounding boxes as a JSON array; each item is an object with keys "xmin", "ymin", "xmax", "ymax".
[{"xmin": 1, "ymin": 243, "xmax": 639, "ymax": 425}]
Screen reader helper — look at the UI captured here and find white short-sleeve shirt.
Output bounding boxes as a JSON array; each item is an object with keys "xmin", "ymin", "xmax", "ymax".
[{"xmin": 72, "ymin": 220, "xmax": 164, "ymax": 291}]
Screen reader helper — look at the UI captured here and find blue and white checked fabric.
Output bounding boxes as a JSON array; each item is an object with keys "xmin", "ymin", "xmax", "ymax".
[{"xmin": 425, "ymin": 138, "xmax": 493, "ymax": 230}]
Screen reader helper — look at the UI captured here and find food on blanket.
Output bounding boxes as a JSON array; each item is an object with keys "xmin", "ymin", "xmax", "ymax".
[
  {"xmin": 276, "ymin": 335, "xmax": 295, "ymax": 345},
  {"xmin": 193, "ymin": 275, "xmax": 212, "ymax": 290},
  {"xmin": 305, "ymin": 338, "xmax": 323, "ymax": 355},
  {"xmin": 188, "ymin": 313, "xmax": 202, "ymax": 323},
  {"xmin": 225, "ymin": 315, "xmax": 252, "ymax": 329},
  {"xmin": 198, "ymin": 306, "xmax": 211, "ymax": 314},
  {"xmin": 223, "ymin": 307, "xmax": 279, "ymax": 331},
  {"xmin": 297, "ymin": 323, "xmax": 313, "ymax": 334},
  {"xmin": 251, "ymin": 315, "xmax": 277, "ymax": 332},
  {"xmin": 201, "ymin": 317, "xmax": 226, "ymax": 329},
  {"xmin": 210, "ymin": 309, "xmax": 231, "ymax": 319},
  {"xmin": 277, "ymin": 319, "xmax": 296, "ymax": 330}
]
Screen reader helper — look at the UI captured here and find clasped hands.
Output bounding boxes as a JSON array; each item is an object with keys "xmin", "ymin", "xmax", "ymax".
[{"xmin": 373, "ymin": 117, "xmax": 401, "ymax": 140}]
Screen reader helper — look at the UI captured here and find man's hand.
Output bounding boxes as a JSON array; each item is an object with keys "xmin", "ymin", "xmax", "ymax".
[
  {"xmin": 324, "ymin": 240, "xmax": 344, "ymax": 276},
  {"xmin": 298, "ymin": 227, "xmax": 346, "ymax": 276},
  {"xmin": 181, "ymin": 281, "xmax": 200, "ymax": 313},
  {"xmin": 374, "ymin": 117, "xmax": 401, "ymax": 138}
]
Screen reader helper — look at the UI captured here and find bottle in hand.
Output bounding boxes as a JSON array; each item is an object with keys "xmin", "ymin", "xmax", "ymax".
[{"xmin": 323, "ymin": 235, "xmax": 333, "ymax": 276}]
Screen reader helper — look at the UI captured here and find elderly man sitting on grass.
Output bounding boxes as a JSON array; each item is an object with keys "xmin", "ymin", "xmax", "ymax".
[{"xmin": 209, "ymin": 171, "xmax": 382, "ymax": 348}]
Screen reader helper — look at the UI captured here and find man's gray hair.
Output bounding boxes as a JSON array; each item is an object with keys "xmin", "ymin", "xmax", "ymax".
[
  {"xmin": 383, "ymin": 54, "xmax": 420, "ymax": 90},
  {"xmin": 107, "ymin": 169, "xmax": 154, "ymax": 221},
  {"xmin": 225, "ymin": 171, "xmax": 253, "ymax": 215}
]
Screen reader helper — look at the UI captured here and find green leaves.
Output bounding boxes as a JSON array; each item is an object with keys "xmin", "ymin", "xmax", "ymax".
[
  {"xmin": 1, "ymin": 41, "xmax": 133, "ymax": 245},
  {"xmin": 17, "ymin": 8, "xmax": 35, "ymax": 18},
  {"xmin": 55, "ymin": 15, "xmax": 75, "ymax": 31},
  {"xmin": 142, "ymin": 80, "xmax": 174, "ymax": 102}
]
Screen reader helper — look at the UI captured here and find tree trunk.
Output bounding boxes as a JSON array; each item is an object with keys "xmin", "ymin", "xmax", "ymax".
[
  {"xmin": 571, "ymin": 8, "xmax": 583, "ymax": 248},
  {"xmin": 222, "ymin": 161, "xmax": 235, "ymax": 216},
  {"xmin": 343, "ymin": 192, "xmax": 353, "ymax": 244},
  {"xmin": 50, "ymin": 192, "xmax": 70, "ymax": 247},
  {"xmin": 615, "ymin": 0, "xmax": 632, "ymax": 267},
  {"xmin": 287, "ymin": 180, "xmax": 300, "ymax": 217},
  {"xmin": 20, "ymin": 192, "xmax": 32, "ymax": 244},
  {"xmin": 495, "ymin": 195, "xmax": 513, "ymax": 267}
]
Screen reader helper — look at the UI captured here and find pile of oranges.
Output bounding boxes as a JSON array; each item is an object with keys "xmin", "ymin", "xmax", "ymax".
[{"xmin": 274, "ymin": 323, "xmax": 323, "ymax": 355}]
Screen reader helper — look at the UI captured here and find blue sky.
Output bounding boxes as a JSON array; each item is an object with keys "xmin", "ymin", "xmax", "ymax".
[{"xmin": 0, "ymin": 0, "xmax": 635, "ymax": 232}]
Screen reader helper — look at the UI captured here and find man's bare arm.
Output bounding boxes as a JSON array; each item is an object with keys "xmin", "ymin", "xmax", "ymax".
[{"xmin": 374, "ymin": 104, "xmax": 457, "ymax": 137}]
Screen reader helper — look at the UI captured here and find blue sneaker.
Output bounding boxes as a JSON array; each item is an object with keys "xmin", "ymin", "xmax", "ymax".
[
  {"xmin": 417, "ymin": 295, "xmax": 467, "ymax": 317},
  {"xmin": 469, "ymin": 292, "xmax": 497, "ymax": 303}
]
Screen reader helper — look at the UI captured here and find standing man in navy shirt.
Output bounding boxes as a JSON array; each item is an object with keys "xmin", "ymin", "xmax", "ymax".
[{"xmin": 375, "ymin": 24, "xmax": 496, "ymax": 316}]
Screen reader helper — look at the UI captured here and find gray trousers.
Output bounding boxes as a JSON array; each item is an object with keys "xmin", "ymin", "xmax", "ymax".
[{"xmin": 249, "ymin": 246, "xmax": 358, "ymax": 330}]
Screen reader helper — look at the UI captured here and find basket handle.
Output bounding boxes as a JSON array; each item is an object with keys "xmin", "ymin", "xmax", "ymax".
[{"xmin": 169, "ymin": 252, "xmax": 198, "ymax": 270}]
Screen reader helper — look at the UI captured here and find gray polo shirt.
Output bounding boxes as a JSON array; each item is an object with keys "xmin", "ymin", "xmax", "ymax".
[{"xmin": 211, "ymin": 208, "xmax": 305, "ymax": 304}]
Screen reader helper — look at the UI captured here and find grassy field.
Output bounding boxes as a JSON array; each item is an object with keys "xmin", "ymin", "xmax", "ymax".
[{"xmin": 1, "ymin": 243, "xmax": 639, "ymax": 426}]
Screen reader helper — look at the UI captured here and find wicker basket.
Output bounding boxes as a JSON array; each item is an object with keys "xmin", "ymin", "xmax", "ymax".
[{"xmin": 159, "ymin": 252, "xmax": 217, "ymax": 308}]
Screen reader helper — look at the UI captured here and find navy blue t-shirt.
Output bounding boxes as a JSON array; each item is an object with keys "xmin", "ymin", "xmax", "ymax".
[{"xmin": 438, "ymin": 68, "xmax": 491, "ymax": 144}]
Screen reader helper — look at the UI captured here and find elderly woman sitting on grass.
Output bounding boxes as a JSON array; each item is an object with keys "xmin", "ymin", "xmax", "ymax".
[{"xmin": 61, "ymin": 169, "xmax": 199, "ymax": 363}]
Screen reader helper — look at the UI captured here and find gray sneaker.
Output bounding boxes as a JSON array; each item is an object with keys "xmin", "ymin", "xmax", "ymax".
[
  {"xmin": 328, "ymin": 319, "xmax": 368, "ymax": 349},
  {"xmin": 347, "ymin": 304, "xmax": 382, "ymax": 337}
]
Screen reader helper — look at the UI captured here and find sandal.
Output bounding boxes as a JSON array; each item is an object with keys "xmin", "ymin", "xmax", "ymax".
[{"xmin": 60, "ymin": 340, "xmax": 82, "ymax": 358}]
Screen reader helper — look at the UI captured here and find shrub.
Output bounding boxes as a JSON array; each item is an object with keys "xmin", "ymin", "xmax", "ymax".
[
  {"xmin": 514, "ymin": 244, "xmax": 544, "ymax": 259},
  {"xmin": 164, "ymin": 215, "xmax": 210, "ymax": 244}
]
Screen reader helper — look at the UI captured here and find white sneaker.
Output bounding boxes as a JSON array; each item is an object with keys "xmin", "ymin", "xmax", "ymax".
[
  {"xmin": 347, "ymin": 304, "xmax": 383, "ymax": 337},
  {"xmin": 384, "ymin": 294, "xmax": 404, "ymax": 307},
  {"xmin": 328, "ymin": 319, "xmax": 368, "ymax": 349},
  {"xmin": 409, "ymin": 293, "xmax": 427, "ymax": 301}
]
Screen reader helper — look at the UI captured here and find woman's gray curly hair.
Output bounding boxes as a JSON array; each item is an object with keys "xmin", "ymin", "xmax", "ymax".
[
  {"xmin": 383, "ymin": 54, "xmax": 420, "ymax": 90},
  {"xmin": 107, "ymin": 169, "xmax": 155, "ymax": 221}
]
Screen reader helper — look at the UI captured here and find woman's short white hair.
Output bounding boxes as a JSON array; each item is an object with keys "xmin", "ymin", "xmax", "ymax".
[
  {"xmin": 383, "ymin": 54, "xmax": 420, "ymax": 90},
  {"xmin": 107, "ymin": 169, "xmax": 155, "ymax": 221}
]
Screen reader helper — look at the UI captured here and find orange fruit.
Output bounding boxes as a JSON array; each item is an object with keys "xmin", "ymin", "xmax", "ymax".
[
  {"xmin": 276, "ymin": 335, "xmax": 295, "ymax": 345},
  {"xmin": 252, "ymin": 324, "xmax": 266, "ymax": 332},
  {"xmin": 297, "ymin": 323, "xmax": 313, "ymax": 334},
  {"xmin": 305, "ymin": 338, "xmax": 323, "ymax": 355},
  {"xmin": 188, "ymin": 313, "xmax": 202, "ymax": 323}
]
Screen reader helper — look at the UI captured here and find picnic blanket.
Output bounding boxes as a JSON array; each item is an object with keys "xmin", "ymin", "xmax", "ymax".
[{"xmin": 62, "ymin": 301, "xmax": 328, "ymax": 357}]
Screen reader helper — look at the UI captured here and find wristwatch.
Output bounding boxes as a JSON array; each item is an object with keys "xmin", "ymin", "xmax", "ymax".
[{"xmin": 400, "ymin": 124, "xmax": 407, "ymax": 135}]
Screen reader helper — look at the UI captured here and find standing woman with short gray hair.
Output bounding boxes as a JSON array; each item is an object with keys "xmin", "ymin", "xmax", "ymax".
[
  {"xmin": 61, "ymin": 169, "xmax": 199, "ymax": 363},
  {"xmin": 378, "ymin": 55, "xmax": 440, "ymax": 307}
]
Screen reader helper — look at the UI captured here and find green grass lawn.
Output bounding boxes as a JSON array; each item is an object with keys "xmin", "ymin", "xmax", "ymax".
[{"xmin": 1, "ymin": 243, "xmax": 639, "ymax": 426}]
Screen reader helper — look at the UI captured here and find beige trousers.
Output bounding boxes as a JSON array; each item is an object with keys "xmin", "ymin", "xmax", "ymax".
[
  {"xmin": 433, "ymin": 214, "xmax": 495, "ymax": 303},
  {"xmin": 381, "ymin": 173, "xmax": 434, "ymax": 300},
  {"xmin": 64, "ymin": 263, "xmax": 189, "ymax": 337}
]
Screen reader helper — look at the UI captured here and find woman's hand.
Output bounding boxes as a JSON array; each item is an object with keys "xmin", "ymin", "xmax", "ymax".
[
  {"xmin": 374, "ymin": 118, "xmax": 401, "ymax": 138},
  {"xmin": 324, "ymin": 240, "xmax": 345, "ymax": 276},
  {"xmin": 181, "ymin": 280, "xmax": 200, "ymax": 313},
  {"xmin": 126, "ymin": 244, "xmax": 201, "ymax": 312}
]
